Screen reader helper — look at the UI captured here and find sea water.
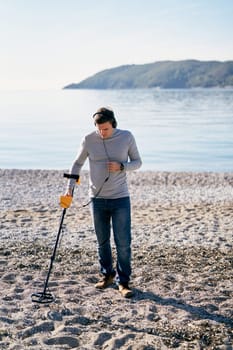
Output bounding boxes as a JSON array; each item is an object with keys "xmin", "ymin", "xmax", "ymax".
[{"xmin": 0, "ymin": 88, "xmax": 233, "ymax": 172}]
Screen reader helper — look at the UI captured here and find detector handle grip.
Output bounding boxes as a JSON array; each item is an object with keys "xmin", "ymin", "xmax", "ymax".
[
  {"xmin": 63, "ymin": 173, "xmax": 80, "ymax": 184},
  {"xmin": 60, "ymin": 173, "xmax": 81, "ymax": 208}
]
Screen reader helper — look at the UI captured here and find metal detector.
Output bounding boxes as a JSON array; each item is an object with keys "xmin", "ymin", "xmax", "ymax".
[{"xmin": 31, "ymin": 173, "xmax": 80, "ymax": 304}]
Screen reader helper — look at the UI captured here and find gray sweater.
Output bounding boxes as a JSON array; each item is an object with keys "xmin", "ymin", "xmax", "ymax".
[{"xmin": 67, "ymin": 128, "xmax": 142, "ymax": 199}]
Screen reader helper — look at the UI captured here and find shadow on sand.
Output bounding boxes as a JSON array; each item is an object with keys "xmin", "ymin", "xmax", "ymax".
[{"xmin": 133, "ymin": 288, "xmax": 233, "ymax": 328}]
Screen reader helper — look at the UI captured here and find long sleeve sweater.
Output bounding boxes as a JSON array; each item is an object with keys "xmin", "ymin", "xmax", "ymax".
[{"xmin": 67, "ymin": 128, "xmax": 142, "ymax": 199}]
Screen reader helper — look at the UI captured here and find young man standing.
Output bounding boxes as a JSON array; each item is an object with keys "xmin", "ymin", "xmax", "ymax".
[{"xmin": 66, "ymin": 107, "xmax": 142, "ymax": 297}]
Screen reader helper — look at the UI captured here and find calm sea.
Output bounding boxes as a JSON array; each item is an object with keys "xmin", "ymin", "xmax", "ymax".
[{"xmin": 0, "ymin": 89, "xmax": 233, "ymax": 172}]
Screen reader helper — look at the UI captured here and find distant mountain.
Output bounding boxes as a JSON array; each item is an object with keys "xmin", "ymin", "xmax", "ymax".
[{"xmin": 64, "ymin": 60, "xmax": 233, "ymax": 89}]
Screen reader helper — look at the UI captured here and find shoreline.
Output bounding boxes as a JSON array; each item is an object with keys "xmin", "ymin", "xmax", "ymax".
[{"xmin": 0, "ymin": 169, "xmax": 232, "ymax": 349}]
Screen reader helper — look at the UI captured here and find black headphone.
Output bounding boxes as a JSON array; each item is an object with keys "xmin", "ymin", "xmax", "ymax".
[{"xmin": 92, "ymin": 108, "xmax": 117, "ymax": 128}]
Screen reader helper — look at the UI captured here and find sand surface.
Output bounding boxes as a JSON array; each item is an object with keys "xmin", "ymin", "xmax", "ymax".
[{"xmin": 0, "ymin": 169, "xmax": 232, "ymax": 349}]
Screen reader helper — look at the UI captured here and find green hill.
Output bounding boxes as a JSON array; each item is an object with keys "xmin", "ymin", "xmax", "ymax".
[{"xmin": 64, "ymin": 60, "xmax": 233, "ymax": 89}]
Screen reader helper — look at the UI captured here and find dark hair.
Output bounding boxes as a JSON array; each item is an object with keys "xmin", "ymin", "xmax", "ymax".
[{"xmin": 92, "ymin": 107, "xmax": 117, "ymax": 128}]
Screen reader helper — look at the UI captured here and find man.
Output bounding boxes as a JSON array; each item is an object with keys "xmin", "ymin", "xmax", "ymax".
[{"xmin": 66, "ymin": 107, "xmax": 142, "ymax": 298}]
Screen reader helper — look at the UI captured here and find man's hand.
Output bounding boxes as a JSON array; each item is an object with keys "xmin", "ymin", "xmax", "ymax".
[
  {"xmin": 66, "ymin": 189, "xmax": 73, "ymax": 197},
  {"xmin": 107, "ymin": 162, "xmax": 122, "ymax": 172}
]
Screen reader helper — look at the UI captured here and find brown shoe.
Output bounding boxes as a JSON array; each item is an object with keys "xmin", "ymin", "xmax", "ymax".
[
  {"xmin": 118, "ymin": 283, "xmax": 133, "ymax": 298},
  {"xmin": 95, "ymin": 275, "xmax": 115, "ymax": 289}
]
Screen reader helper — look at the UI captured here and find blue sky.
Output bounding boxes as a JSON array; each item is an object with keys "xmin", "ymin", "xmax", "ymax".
[{"xmin": 1, "ymin": 0, "xmax": 232, "ymax": 90}]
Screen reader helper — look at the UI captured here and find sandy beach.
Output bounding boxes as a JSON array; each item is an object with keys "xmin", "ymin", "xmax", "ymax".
[{"xmin": 0, "ymin": 169, "xmax": 232, "ymax": 349}]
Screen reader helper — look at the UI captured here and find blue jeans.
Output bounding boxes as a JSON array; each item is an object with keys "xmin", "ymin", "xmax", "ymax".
[{"xmin": 91, "ymin": 197, "xmax": 131, "ymax": 284}]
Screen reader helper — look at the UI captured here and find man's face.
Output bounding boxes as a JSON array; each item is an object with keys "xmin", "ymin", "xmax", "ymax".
[{"xmin": 96, "ymin": 122, "xmax": 114, "ymax": 139}]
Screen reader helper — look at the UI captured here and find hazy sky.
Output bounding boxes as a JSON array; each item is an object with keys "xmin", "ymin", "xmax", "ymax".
[{"xmin": 1, "ymin": 0, "xmax": 232, "ymax": 90}]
